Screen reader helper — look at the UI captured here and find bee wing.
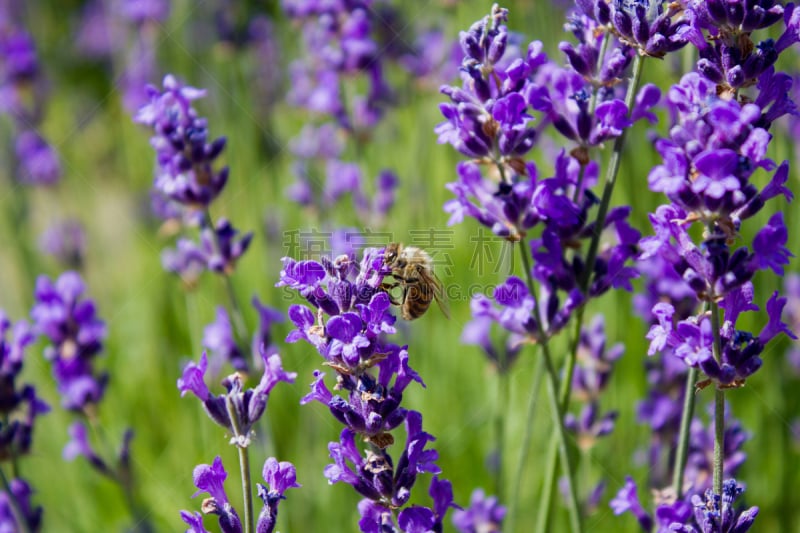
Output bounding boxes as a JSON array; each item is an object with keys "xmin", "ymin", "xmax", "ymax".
[{"xmin": 420, "ymin": 269, "xmax": 450, "ymax": 319}]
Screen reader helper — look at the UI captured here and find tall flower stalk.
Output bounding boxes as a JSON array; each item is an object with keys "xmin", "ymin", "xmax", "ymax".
[
  {"xmin": 612, "ymin": 1, "xmax": 800, "ymax": 529},
  {"xmin": 31, "ymin": 271, "xmax": 151, "ymax": 531},
  {"xmin": 178, "ymin": 348, "xmax": 297, "ymax": 533},
  {"xmin": 134, "ymin": 74, "xmax": 259, "ymax": 371},
  {"xmin": 0, "ymin": 311, "xmax": 47, "ymax": 533},
  {"xmin": 436, "ymin": 4, "xmax": 666, "ymax": 529},
  {"xmin": 278, "ymin": 248, "xmax": 455, "ymax": 531}
]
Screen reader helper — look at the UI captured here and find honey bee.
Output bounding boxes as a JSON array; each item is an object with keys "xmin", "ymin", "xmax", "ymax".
[{"xmin": 383, "ymin": 242, "xmax": 450, "ymax": 320}]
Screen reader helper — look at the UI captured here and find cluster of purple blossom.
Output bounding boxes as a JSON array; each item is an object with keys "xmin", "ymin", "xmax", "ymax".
[
  {"xmin": 281, "ymin": 0, "xmax": 416, "ymax": 236},
  {"xmin": 177, "ymin": 346, "xmax": 298, "ymax": 532},
  {"xmin": 277, "ymin": 249, "xmax": 456, "ymax": 531},
  {"xmin": 0, "ymin": 4, "xmax": 60, "ymax": 185},
  {"xmin": 0, "ymin": 269, "xmax": 149, "ymax": 531},
  {"xmin": 135, "ymin": 75, "xmax": 253, "ymax": 282},
  {"xmin": 436, "ymin": 1, "xmax": 799, "ymax": 531},
  {"xmin": 0, "ymin": 311, "xmax": 47, "ymax": 531}
]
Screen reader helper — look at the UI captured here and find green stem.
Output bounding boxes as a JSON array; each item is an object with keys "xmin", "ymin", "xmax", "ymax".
[
  {"xmin": 534, "ymin": 436, "xmax": 559, "ymax": 533},
  {"xmin": 202, "ymin": 209, "xmax": 249, "ymax": 345},
  {"xmin": 0, "ymin": 467, "xmax": 31, "ymax": 533},
  {"xmin": 493, "ymin": 363, "xmax": 509, "ymax": 501},
  {"xmin": 540, "ymin": 342, "xmax": 582, "ymax": 533},
  {"xmin": 579, "ymin": 54, "xmax": 645, "ymax": 288},
  {"xmin": 671, "ymin": 367, "xmax": 698, "ymax": 498},
  {"xmin": 518, "ymin": 245, "xmax": 582, "ymax": 533},
  {"xmin": 536, "ymin": 53, "xmax": 646, "ymax": 533},
  {"xmin": 709, "ymin": 303, "xmax": 725, "ymax": 498},
  {"xmin": 185, "ymin": 291, "xmax": 202, "ymax": 357},
  {"xmin": 506, "ymin": 355, "xmax": 544, "ymax": 533},
  {"xmin": 226, "ymin": 397, "xmax": 254, "ymax": 533}
]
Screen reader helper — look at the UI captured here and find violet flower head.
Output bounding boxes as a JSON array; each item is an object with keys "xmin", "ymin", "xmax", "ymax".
[
  {"xmin": 162, "ymin": 218, "xmax": 252, "ymax": 281},
  {"xmin": 0, "ymin": 27, "xmax": 40, "ymax": 120},
  {"xmin": 189, "ymin": 456, "xmax": 242, "ymax": 533},
  {"xmin": 452, "ymin": 488, "xmax": 506, "ymax": 533},
  {"xmin": 327, "ymin": 411, "xmax": 445, "ymax": 530},
  {"xmin": 255, "ymin": 458, "xmax": 300, "ymax": 533},
  {"xmin": 203, "ymin": 307, "xmax": 246, "ymax": 374},
  {"xmin": 647, "ymin": 72, "xmax": 791, "ymax": 227},
  {"xmin": 282, "ymin": 245, "xmax": 452, "ymax": 529},
  {"xmin": 608, "ymin": 0, "xmax": 690, "ymax": 57},
  {"xmin": 31, "ymin": 272, "xmax": 108, "ymax": 411},
  {"xmin": 690, "ymin": 479, "xmax": 758, "ymax": 533},
  {"xmin": 0, "ymin": 313, "xmax": 49, "ymax": 461},
  {"xmin": 178, "ymin": 350, "xmax": 296, "ymax": 447},
  {"xmin": 118, "ymin": 0, "xmax": 170, "ymax": 25},
  {"xmin": 436, "ymin": 5, "xmax": 544, "ymax": 162},
  {"xmin": 685, "ymin": 0, "xmax": 796, "ymax": 91},
  {"xmin": 15, "ymin": 130, "xmax": 61, "ymax": 185},
  {"xmin": 180, "ymin": 510, "xmax": 210, "ymax": 533},
  {"xmin": 39, "ymin": 218, "xmax": 87, "ymax": 270},
  {"xmin": 610, "ymin": 476, "xmax": 653, "ymax": 532},
  {"xmin": 134, "ymin": 74, "xmax": 229, "ymax": 208},
  {"xmin": 62, "ymin": 421, "xmax": 112, "ymax": 476},
  {"xmin": 0, "ymin": 478, "xmax": 42, "ymax": 533},
  {"xmin": 646, "ymin": 275, "xmax": 795, "ymax": 385}
]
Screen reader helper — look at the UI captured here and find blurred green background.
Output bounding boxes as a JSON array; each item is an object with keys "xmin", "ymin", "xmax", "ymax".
[{"xmin": 0, "ymin": 0, "xmax": 798, "ymax": 531}]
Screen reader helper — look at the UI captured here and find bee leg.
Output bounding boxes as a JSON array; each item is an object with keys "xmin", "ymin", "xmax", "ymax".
[{"xmin": 380, "ymin": 281, "xmax": 403, "ymax": 306}]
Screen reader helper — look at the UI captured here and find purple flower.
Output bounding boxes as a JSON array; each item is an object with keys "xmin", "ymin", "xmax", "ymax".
[
  {"xmin": 686, "ymin": 0, "xmax": 792, "ymax": 91},
  {"xmin": 690, "ymin": 479, "xmax": 758, "ymax": 533},
  {"xmin": 162, "ymin": 218, "xmax": 253, "ymax": 280},
  {"xmin": 118, "ymin": 0, "xmax": 170, "ymax": 25},
  {"xmin": 610, "ymin": 477, "xmax": 653, "ymax": 532},
  {"xmin": 608, "ymin": 0, "xmax": 690, "ymax": 57},
  {"xmin": 38, "ymin": 218, "xmax": 87, "ymax": 270},
  {"xmin": 255, "ymin": 458, "xmax": 300, "ymax": 533},
  {"xmin": 135, "ymin": 75, "xmax": 228, "ymax": 208},
  {"xmin": 15, "ymin": 130, "xmax": 61, "ymax": 185},
  {"xmin": 452, "ymin": 488, "xmax": 505, "ymax": 533},
  {"xmin": 648, "ymin": 72, "xmax": 787, "ymax": 226},
  {"xmin": 63, "ymin": 421, "xmax": 112, "ymax": 477},
  {"xmin": 190, "ymin": 456, "xmax": 242, "ymax": 533},
  {"xmin": 178, "ymin": 350, "xmax": 296, "ymax": 447},
  {"xmin": 0, "ymin": 478, "xmax": 42, "ymax": 532},
  {"xmin": 180, "ymin": 510, "xmax": 210, "ymax": 533},
  {"xmin": 203, "ymin": 307, "xmax": 246, "ymax": 374},
  {"xmin": 31, "ymin": 272, "xmax": 108, "ymax": 411},
  {"xmin": 751, "ymin": 212, "xmax": 793, "ymax": 275}
]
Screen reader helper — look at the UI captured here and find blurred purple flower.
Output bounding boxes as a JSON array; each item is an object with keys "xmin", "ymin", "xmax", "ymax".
[
  {"xmin": 31, "ymin": 272, "xmax": 108, "ymax": 411},
  {"xmin": 190, "ymin": 456, "xmax": 242, "ymax": 533},
  {"xmin": 255, "ymin": 458, "xmax": 300, "ymax": 533},
  {"xmin": 178, "ymin": 350, "xmax": 296, "ymax": 447},
  {"xmin": 452, "ymin": 488, "xmax": 505, "ymax": 533},
  {"xmin": 135, "ymin": 74, "xmax": 228, "ymax": 208},
  {"xmin": 39, "ymin": 218, "xmax": 86, "ymax": 270},
  {"xmin": 0, "ymin": 478, "xmax": 42, "ymax": 532},
  {"xmin": 15, "ymin": 130, "xmax": 61, "ymax": 185}
]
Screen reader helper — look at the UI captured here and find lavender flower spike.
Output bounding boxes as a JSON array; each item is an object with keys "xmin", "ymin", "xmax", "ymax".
[
  {"xmin": 255, "ymin": 458, "xmax": 300, "ymax": 533},
  {"xmin": 31, "ymin": 272, "xmax": 108, "ymax": 411},
  {"xmin": 178, "ymin": 350, "xmax": 296, "ymax": 447},
  {"xmin": 452, "ymin": 488, "xmax": 506, "ymax": 533},
  {"xmin": 190, "ymin": 456, "xmax": 242, "ymax": 533},
  {"xmin": 135, "ymin": 75, "xmax": 228, "ymax": 208}
]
